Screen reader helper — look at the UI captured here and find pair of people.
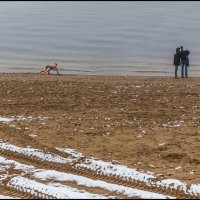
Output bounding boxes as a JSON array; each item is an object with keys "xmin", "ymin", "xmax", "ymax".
[
  {"xmin": 173, "ymin": 46, "xmax": 190, "ymax": 78},
  {"xmin": 39, "ymin": 63, "xmax": 61, "ymax": 75}
]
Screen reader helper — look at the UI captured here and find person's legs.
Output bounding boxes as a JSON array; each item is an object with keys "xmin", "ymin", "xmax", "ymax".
[
  {"xmin": 39, "ymin": 66, "xmax": 49, "ymax": 74},
  {"xmin": 181, "ymin": 61, "xmax": 186, "ymax": 78},
  {"xmin": 47, "ymin": 68, "xmax": 51, "ymax": 75},
  {"xmin": 185, "ymin": 65, "xmax": 188, "ymax": 78},
  {"xmin": 39, "ymin": 68, "xmax": 46, "ymax": 73},
  {"xmin": 175, "ymin": 65, "xmax": 178, "ymax": 78}
]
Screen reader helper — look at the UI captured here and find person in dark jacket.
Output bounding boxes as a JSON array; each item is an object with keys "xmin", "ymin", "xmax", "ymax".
[
  {"xmin": 179, "ymin": 46, "xmax": 189, "ymax": 78},
  {"xmin": 173, "ymin": 47, "xmax": 181, "ymax": 78},
  {"xmin": 184, "ymin": 50, "xmax": 190, "ymax": 78},
  {"xmin": 179, "ymin": 46, "xmax": 190, "ymax": 78}
]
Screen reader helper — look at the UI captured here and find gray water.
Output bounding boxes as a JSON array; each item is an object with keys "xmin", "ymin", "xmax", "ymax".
[{"xmin": 0, "ymin": 1, "xmax": 200, "ymax": 76}]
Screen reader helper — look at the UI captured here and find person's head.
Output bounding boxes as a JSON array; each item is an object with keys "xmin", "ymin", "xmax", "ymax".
[
  {"xmin": 176, "ymin": 47, "xmax": 180, "ymax": 54},
  {"xmin": 180, "ymin": 46, "xmax": 183, "ymax": 51},
  {"xmin": 185, "ymin": 50, "xmax": 190, "ymax": 56}
]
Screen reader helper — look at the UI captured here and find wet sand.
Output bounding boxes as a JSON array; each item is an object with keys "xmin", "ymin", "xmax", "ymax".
[{"xmin": 0, "ymin": 73, "xmax": 200, "ymax": 185}]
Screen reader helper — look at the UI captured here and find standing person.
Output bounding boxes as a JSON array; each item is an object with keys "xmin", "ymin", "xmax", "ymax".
[
  {"xmin": 184, "ymin": 50, "xmax": 190, "ymax": 78},
  {"xmin": 39, "ymin": 63, "xmax": 61, "ymax": 75},
  {"xmin": 173, "ymin": 47, "xmax": 181, "ymax": 79},
  {"xmin": 179, "ymin": 46, "xmax": 187, "ymax": 78}
]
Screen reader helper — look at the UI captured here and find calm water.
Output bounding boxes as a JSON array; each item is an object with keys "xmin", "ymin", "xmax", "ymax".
[{"xmin": 0, "ymin": 1, "xmax": 200, "ymax": 76}]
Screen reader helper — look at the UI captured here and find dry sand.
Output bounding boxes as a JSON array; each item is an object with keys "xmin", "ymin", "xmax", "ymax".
[{"xmin": 0, "ymin": 73, "xmax": 200, "ymax": 186}]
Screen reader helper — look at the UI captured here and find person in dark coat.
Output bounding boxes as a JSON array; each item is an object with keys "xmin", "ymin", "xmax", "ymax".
[
  {"xmin": 179, "ymin": 46, "xmax": 190, "ymax": 78},
  {"xmin": 180, "ymin": 47, "xmax": 190, "ymax": 78},
  {"xmin": 173, "ymin": 47, "xmax": 181, "ymax": 78}
]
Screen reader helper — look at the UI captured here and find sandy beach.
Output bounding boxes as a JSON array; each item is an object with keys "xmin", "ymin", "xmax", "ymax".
[{"xmin": 0, "ymin": 73, "xmax": 200, "ymax": 198}]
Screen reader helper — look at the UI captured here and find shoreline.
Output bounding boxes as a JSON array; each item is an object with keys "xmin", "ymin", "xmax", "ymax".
[{"xmin": 1, "ymin": 71, "xmax": 200, "ymax": 79}]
